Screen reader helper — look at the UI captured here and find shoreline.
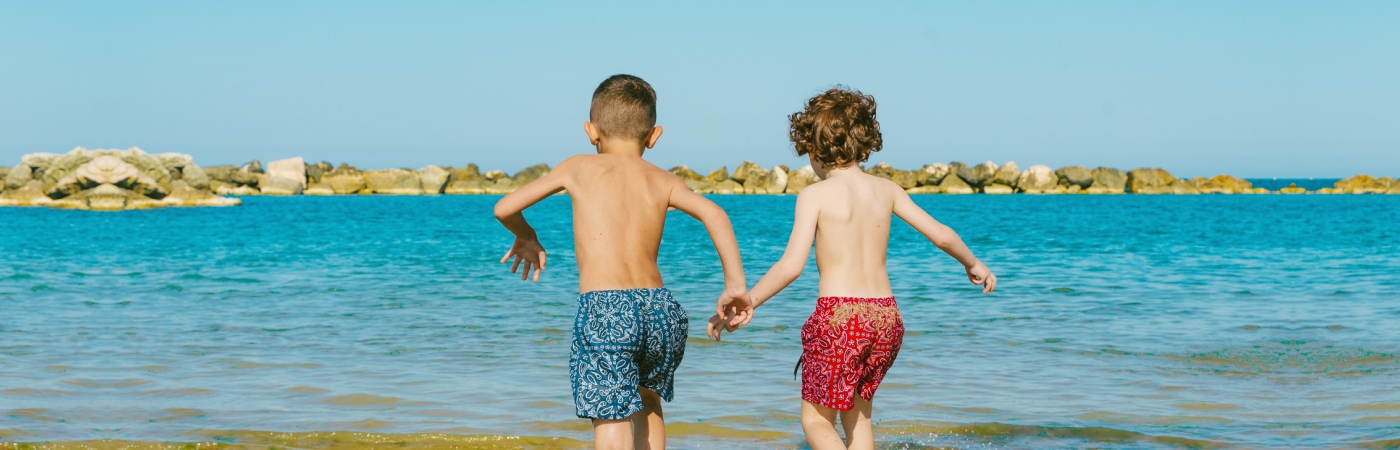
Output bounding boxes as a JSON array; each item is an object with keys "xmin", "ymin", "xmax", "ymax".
[{"xmin": 2, "ymin": 148, "xmax": 1397, "ymax": 211}]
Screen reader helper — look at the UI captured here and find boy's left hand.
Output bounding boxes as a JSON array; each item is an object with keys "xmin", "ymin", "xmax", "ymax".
[
  {"xmin": 715, "ymin": 288, "xmax": 753, "ymax": 328},
  {"xmin": 501, "ymin": 236, "xmax": 547, "ymax": 282},
  {"xmin": 967, "ymin": 261, "xmax": 997, "ymax": 294}
]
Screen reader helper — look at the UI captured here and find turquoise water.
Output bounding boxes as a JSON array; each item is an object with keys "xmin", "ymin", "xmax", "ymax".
[{"xmin": 1, "ymin": 195, "xmax": 1398, "ymax": 449}]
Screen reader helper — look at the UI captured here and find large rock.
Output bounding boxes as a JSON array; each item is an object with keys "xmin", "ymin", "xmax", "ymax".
[
  {"xmin": 1170, "ymin": 179, "xmax": 1200, "ymax": 194},
  {"xmin": 41, "ymin": 148, "xmax": 96, "ymax": 189},
  {"xmin": 306, "ymin": 161, "xmax": 334, "ymax": 184},
  {"xmin": 265, "ymin": 157, "xmax": 307, "ymax": 189},
  {"xmin": 713, "ymin": 179, "xmax": 744, "ymax": 194},
  {"xmin": 181, "ymin": 164, "xmax": 210, "ymax": 190},
  {"xmin": 906, "ymin": 185, "xmax": 941, "ymax": 194},
  {"xmin": 322, "ymin": 165, "xmax": 366, "ymax": 194},
  {"xmin": 153, "ymin": 153, "xmax": 193, "ymax": 170},
  {"xmin": 706, "ymin": 167, "xmax": 729, "ymax": 183},
  {"xmin": 983, "ymin": 184, "xmax": 1014, "ymax": 194},
  {"xmin": 762, "ymin": 166, "xmax": 789, "ymax": 194},
  {"xmin": 939, "ymin": 173, "xmax": 974, "ymax": 194},
  {"xmin": 240, "ymin": 160, "xmax": 264, "ymax": 174},
  {"xmin": 959, "ymin": 161, "xmax": 998, "ymax": 188},
  {"xmin": 0, "ymin": 167, "xmax": 8, "ymax": 190},
  {"xmin": 865, "ymin": 162, "xmax": 896, "ymax": 179},
  {"xmin": 258, "ymin": 174, "xmax": 304, "ymax": 195},
  {"xmin": 304, "ymin": 183, "xmax": 335, "ymax": 195},
  {"xmin": 1127, "ymin": 168, "xmax": 1177, "ymax": 194},
  {"xmin": 20, "ymin": 153, "xmax": 60, "ymax": 170},
  {"xmin": 890, "ymin": 170, "xmax": 919, "ymax": 189},
  {"xmin": 670, "ymin": 165, "xmax": 704, "ymax": 181},
  {"xmin": 1016, "ymin": 165, "xmax": 1057, "ymax": 193},
  {"xmin": 484, "ymin": 178, "xmax": 518, "ymax": 194},
  {"xmin": 0, "ymin": 180, "xmax": 52, "ymax": 206},
  {"xmin": 1335, "ymin": 175, "xmax": 1388, "ymax": 194},
  {"xmin": 992, "ymin": 161, "xmax": 1020, "ymax": 187},
  {"xmin": 917, "ymin": 164, "xmax": 949, "ymax": 186},
  {"xmin": 365, "ymin": 169, "xmax": 423, "ymax": 194},
  {"xmin": 785, "ymin": 165, "xmax": 819, "ymax": 194},
  {"xmin": 449, "ymin": 164, "xmax": 481, "ymax": 183},
  {"xmin": 419, "ymin": 165, "xmax": 450, "ymax": 194},
  {"xmin": 445, "ymin": 178, "xmax": 490, "ymax": 194},
  {"xmin": 483, "ymin": 170, "xmax": 508, "ymax": 182},
  {"xmin": 511, "ymin": 164, "xmax": 551, "ymax": 185},
  {"xmin": 1196, "ymin": 175, "xmax": 1252, "ymax": 194},
  {"xmin": 682, "ymin": 178, "xmax": 715, "ymax": 194},
  {"xmin": 1055, "ymin": 166, "xmax": 1094, "ymax": 189},
  {"xmin": 204, "ymin": 165, "xmax": 236, "ymax": 183},
  {"xmin": 740, "ymin": 165, "xmax": 772, "ymax": 193},
  {"xmin": 1086, "ymin": 167, "xmax": 1127, "ymax": 194},
  {"xmin": 732, "ymin": 161, "xmax": 764, "ymax": 183},
  {"xmin": 4, "ymin": 164, "xmax": 32, "ymax": 190}
]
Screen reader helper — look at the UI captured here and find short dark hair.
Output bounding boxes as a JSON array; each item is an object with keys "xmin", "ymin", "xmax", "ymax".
[
  {"xmin": 590, "ymin": 74, "xmax": 657, "ymax": 142},
  {"xmin": 789, "ymin": 87, "xmax": 882, "ymax": 167}
]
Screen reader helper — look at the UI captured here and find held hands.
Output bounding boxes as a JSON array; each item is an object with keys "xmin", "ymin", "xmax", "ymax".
[
  {"xmin": 707, "ymin": 289, "xmax": 753, "ymax": 341},
  {"xmin": 500, "ymin": 236, "xmax": 547, "ymax": 282},
  {"xmin": 966, "ymin": 260, "xmax": 997, "ymax": 294}
]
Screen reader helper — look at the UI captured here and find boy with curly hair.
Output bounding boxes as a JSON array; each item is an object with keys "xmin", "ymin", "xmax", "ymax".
[
  {"xmin": 708, "ymin": 87, "xmax": 997, "ymax": 450},
  {"xmin": 496, "ymin": 74, "xmax": 751, "ymax": 450}
]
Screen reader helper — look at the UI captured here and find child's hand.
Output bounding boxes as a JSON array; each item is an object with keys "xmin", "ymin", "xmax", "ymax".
[
  {"xmin": 966, "ymin": 261, "xmax": 997, "ymax": 294},
  {"xmin": 501, "ymin": 236, "xmax": 547, "ymax": 282},
  {"xmin": 715, "ymin": 288, "xmax": 753, "ymax": 329},
  {"xmin": 706, "ymin": 314, "xmax": 736, "ymax": 341}
]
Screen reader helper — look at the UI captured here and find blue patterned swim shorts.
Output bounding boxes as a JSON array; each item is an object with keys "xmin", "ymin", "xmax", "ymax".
[{"xmin": 570, "ymin": 288, "xmax": 688, "ymax": 420}]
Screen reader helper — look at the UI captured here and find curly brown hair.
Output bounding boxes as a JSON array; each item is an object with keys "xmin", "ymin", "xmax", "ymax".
[{"xmin": 789, "ymin": 87, "xmax": 882, "ymax": 167}]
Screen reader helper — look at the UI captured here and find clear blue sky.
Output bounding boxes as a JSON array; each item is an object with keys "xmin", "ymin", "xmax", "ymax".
[{"xmin": 1, "ymin": 1, "xmax": 1396, "ymax": 178}]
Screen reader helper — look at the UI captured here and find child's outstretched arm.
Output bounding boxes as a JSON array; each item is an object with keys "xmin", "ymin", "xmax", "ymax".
[
  {"xmin": 892, "ymin": 190, "xmax": 997, "ymax": 294},
  {"xmin": 492, "ymin": 159, "xmax": 571, "ymax": 282},
  {"xmin": 666, "ymin": 183, "xmax": 749, "ymax": 324},
  {"xmin": 707, "ymin": 191, "xmax": 819, "ymax": 340}
]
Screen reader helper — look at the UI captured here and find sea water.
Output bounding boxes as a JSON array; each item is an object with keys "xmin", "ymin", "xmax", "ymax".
[{"xmin": 1, "ymin": 193, "xmax": 1397, "ymax": 449}]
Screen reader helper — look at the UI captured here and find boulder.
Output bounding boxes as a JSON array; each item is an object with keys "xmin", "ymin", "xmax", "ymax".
[
  {"xmin": 983, "ymin": 184, "xmax": 1014, "ymax": 194},
  {"xmin": 890, "ymin": 170, "xmax": 919, "ymax": 189},
  {"xmin": 258, "ymin": 174, "xmax": 304, "ymax": 195},
  {"xmin": 304, "ymin": 183, "xmax": 336, "ymax": 195},
  {"xmin": 449, "ymin": 164, "xmax": 481, "ymax": 183},
  {"xmin": 959, "ymin": 161, "xmax": 997, "ymax": 188},
  {"xmin": 70, "ymin": 155, "xmax": 164, "ymax": 199},
  {"xmin": 1127, "ymin": 168, "xmax": 1177, "ymax": 194},
  {"xmin": 265, "ymin": 157, "xmax": 307, "ymax": 189},
  {"xmin": 732, "ymin": 161, "xmax": 764, "ymax": 183},
  {"xmin": 1279, "ymin": 183, "xmax": 1307, "ymax": 194},
  {"xmin": 761, "ymin": 166, "xmax": 789, "ymax": 194},
  {"xmin": 683, "ymin": 178, "xmax": 715, "ymax": 194},
  {"xmin": 483, "ymin": 170, "xmax": 508, "ymax": 182},
  {"xmin": 239, "ymin": 160, "xmax": 264, "ymax": 174},
  {"xmin": 322, "ymin": 165, "xmax": 367, "ymax": 194},
  {"xmin": 365, "ymin": 169, "xmax": 424, "ymax": 194},
  {"xmin": 670, "ymin": 165, "xmax": 704, "ymax": 181},
  {"xmin": 1170, "ymin": 179, "xmax": 1200, "ymax": 194},
  {"xmin": 229, "ymin": 185, "xmax": 261, "ymax": 196},
  {"xmin": 511, "ymin": 164, "xmax": 551, "ymax": 185},
  {"xmin": 785, "ymin": 165, "xmax": 820, "ymax": 194},
  {"xmin": 740, "ymin": 165, "xmax": 771, "ymax": 193},
  {"xmin": 0, "ymin": 167, "xmax": 8, "ymax": 190},
  {"xmin": 0, "ymin": 180, "xmax": 52, "ymax": 206},
  {"xmin": 1196, "ymin": 175, "xmax": 1252, "ymax": 194},
  {"xmin": 1067, "ymin": 185, "xmax": 1082, "ymax": 194},
  {"xmin": 153, "ymin": 153, "xmax": 193, "ymax": 169},
  {"xmin": 484, "ymin": 178, "xmax": 517, "ymax": 194},
  {"xmin": 306, "ymin": 161, "xmax": 334, "ymax": 183},
  {"xmin": 210, "ymin": 180, "xmax": 236, "ymax": 194},
  {"xmin": 203, "ymin": 165, "xmax": 236, "ymax": 183},
  {"xmin": 939, "ymin": 173, "xmax": 974, "ymax": 194},
  {"xmin": 41, "ymin": 148, "xmax": 96, "ymax": 188},
  {"xmin": 713, "ymin": 179, "xmax": 744, "ymax": 194},
  {"xmin": 419, "ymin": 165, "xmax": 451, "ymax": 194},
  {"xmin": 4, "ymin": 164, "xmax": 32, "ymax": 190},
  {"xmin": 1335, "ymin": 174, "xmax": 1388, "ymax": 194},
  {"xmin": 181, "ymin": 164, "xmax": 210, "ymax": 190},
  {"xmin": 1016, "ymin": 165, "xmax": 1057, "ymax": 193},
  {"xmin": 444, "ymin": 179, "xmax": 491, "ymax": 194},
  {"xmin": 992, "ymin": 161, "xmax": 1020, "ymax": 187},
  {"xmin": 917, "ymin": 164, "xmax": 949, "ymax": 186},
  {"xmin": 706, "ymin": 167, "xmax": 729, "ymax": 183},
  {"xmin": 866, "ymin": 162, "xmax": 896, "ymax": 179},
  {"xmin": 1055, "ymin": 166, "xmax": 1094, "ymax": 189},
  {"xmin": 946, "ymin": 162, "xmax": 967, "ymax": 183},
  {"xmin": 19, "ymin": 153, "xmax": 59, "ymax": 170},
  {"xmin": 906, "ymin": 185, "xmax": 941, "ymax": 194},
  {"xmin": 1086, "ymin": 167, "xmax": 1127, "ymax": 194}
]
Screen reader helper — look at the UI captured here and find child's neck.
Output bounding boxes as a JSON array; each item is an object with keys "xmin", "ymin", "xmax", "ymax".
[
  {"xmin": 595, "ymin": 139, "xmax": 646, "ymax": 158},
  {"xmin": 822, "ymin": 164, "xmax": 861, "ymax": 178}
]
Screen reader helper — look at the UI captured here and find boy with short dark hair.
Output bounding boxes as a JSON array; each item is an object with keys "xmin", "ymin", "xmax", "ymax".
[
  {"xmin": 708, "ymin": 87, "xmax": 996, "ymax": 450},
  {"xmin": 494, "ymin": 74, "xmax": 751, "ymax": 450}
]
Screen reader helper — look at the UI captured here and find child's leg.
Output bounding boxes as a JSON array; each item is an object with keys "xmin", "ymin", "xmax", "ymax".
[
  {"xmin": 801, "ymin": 400, "xmax": 847, "ymax": 450},
  {"xmin": 632, "ymin": 387, "xmax": 666, "ymax": 450},
  {"xmin": 838, "ymin": 395, "xmax": 874, "ymax": 450},
  {"xmin": 592, "ymin": 418, "xmax": 633, "ymax": 450}
]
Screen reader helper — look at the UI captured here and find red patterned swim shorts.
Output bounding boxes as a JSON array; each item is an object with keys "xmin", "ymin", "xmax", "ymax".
[{"xmin": 799, "ymin": 296, "xmax": 904, "ymax": 410}]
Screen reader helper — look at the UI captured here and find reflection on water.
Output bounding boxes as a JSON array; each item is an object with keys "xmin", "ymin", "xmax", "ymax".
[{"xmin": 1, "ymin": 195, "xmax": 1398, "ymax": 448}]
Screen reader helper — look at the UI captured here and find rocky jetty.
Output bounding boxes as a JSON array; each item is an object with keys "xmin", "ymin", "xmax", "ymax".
[
  {"xmin": 6, "ymin": 151, "xmax": 1394, "ymax": 205},
  {"xmin": 0, "ymin": 148, "xmax": 240, "ymax": 210}
]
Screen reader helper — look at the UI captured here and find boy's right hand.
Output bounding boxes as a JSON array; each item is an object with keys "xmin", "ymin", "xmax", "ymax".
[
  {"xmin": 715, "ymin": 288, "xmax": 753, "ymax": 328},
  {"xmin": 501, "ymin": 236, "xmax": 547, "ymax": 282},
  {"xmin": 967, "ymin": 260, "xmax": 997, "ymax": 294}
]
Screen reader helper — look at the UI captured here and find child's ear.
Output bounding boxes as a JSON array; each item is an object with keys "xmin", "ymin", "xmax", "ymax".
[
  {"xmin": 583, "ymin": 121, "xmax": 602, "ymax": 145},
  {"xmin": 644, "ymin": 126, "xmax": 663, "ymax": 149}
]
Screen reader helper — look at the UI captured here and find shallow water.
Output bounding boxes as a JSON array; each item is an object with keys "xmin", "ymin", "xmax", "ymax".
[{"xmin": 1, "ymin": 194, "xmax": 1398, "ymax": 449}]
